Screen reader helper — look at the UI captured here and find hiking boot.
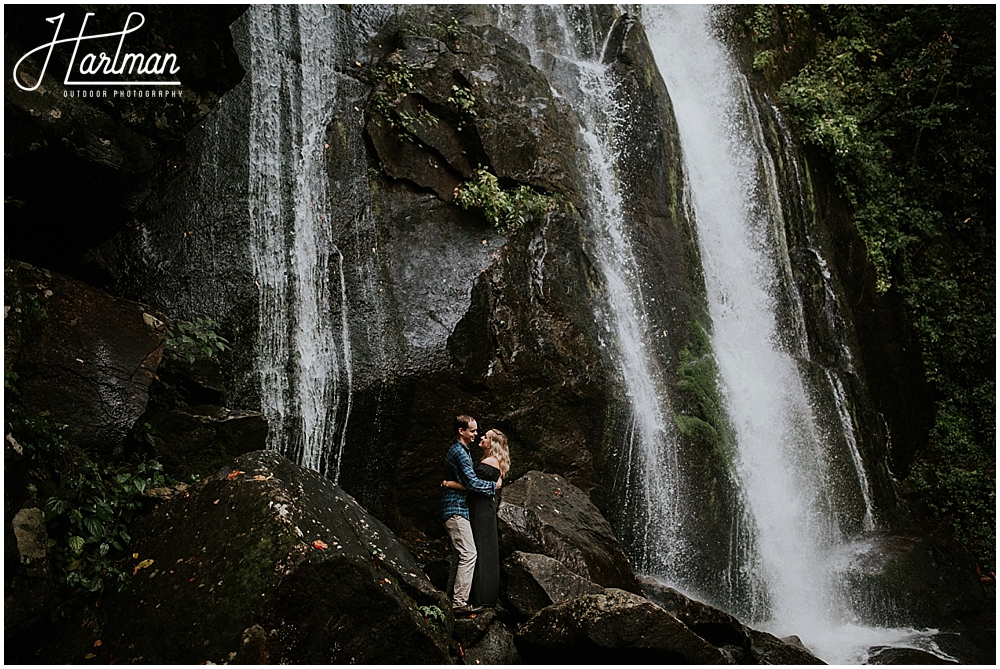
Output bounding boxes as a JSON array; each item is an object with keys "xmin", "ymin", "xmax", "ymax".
[{"xmin": 452, "ymin": 604, "xmax": 483, "ymax": 616}]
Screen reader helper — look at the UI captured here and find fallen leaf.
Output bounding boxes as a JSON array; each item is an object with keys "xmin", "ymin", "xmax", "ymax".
[
  {"xmin": 469, "ymin": 613, "xmax": 477, "ymax": 619},
  {"xmin": 132, "ymin": 558, "xmax": 154, "ymax": 575},
  {"xmin": 132, "ymin": 553, "xmax": 139, "ymax": 559},
  {"xmin": 227, "ymin": 470, "xmax": 244, "ymax": 480},
  {"xmin": 85, "ymin": 653, "xmax": 96, "ymax": 659},
  {"xmin": 94, "ymin": 639, "xmax": 103, "ymax": 647},
  {"xmin": 251, "ymin": 474, "xmax": 273, "ymax": 481},
  {"xmin": 312, "ymin": 540, "xmax": 328, "ymax": 550}
]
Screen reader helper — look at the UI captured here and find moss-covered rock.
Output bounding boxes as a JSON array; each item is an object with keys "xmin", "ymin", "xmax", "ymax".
[{"xmin": 85, "ymin": 450, "xmax": 452, "ymax": 664}]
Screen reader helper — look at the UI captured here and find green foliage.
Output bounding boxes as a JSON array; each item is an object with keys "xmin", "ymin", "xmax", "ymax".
[
  {"xmin": 6, "ymin": 371, "xmax": 172, "ymax": 615},
  {"xmin": 44, "ymin": 457, "xmax": 169, "ymax": 615},
  {"xmin": 776, "ymin": 5, "xmax": 995, "ymax": 572},
  {"xmin": 399, "ymin": 15, "xmax": 466, "ymax": 42},
  {"xmin": 454, "ymin": 167, "xmax": 562, "ymax": 236},
  {"xmin": 150, "ymin": 316, "xmax": 230, "ymax": 410},
  {"xmin": 418, "ymin": 604, "xmax": 447, "ymax": 633},
  {"xmin": 164, "ymin": 316, "xmax": 230, "ymax": 365}
]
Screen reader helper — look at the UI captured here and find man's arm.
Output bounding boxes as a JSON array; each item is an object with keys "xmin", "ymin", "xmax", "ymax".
[{"xmin": 452, "ymin": 447, "xmax": 496, "ymax": 496}]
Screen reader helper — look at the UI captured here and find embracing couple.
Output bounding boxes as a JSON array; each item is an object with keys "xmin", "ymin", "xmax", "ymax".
[{"xmin": 440, "ymin": 414, "xmax": 511, "ymax": 615}]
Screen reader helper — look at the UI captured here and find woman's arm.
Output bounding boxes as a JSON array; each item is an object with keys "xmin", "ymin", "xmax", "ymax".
[{"xmin": 441, "ymin": 480, "xmax": 466, "ymax": 490}]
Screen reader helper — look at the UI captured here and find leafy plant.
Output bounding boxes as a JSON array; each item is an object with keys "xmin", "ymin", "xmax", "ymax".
[
  {"xmin": 45, "ymin": 457, "xmax": 169, "ymax": 615},
  {"xmin": 774, "ymin": 4, "xmax": 995, "ymax": 574},
  {"xmin": 150, "ymin": 316, "xmax": 230, "ymax": 410},
  {"xmin": 454, "ymin": 167, "xmax": 562, "ymax": 235},
  {"xmin": 448, "ymin": 84, "xmax": 477, "ymax": 116},
  {"xmin": 418, "ymin": 604, "xmax": 447, "ymax": 633},
  {"xmin": 164, "ymin": 316, "xmax": 230, "ymax": 365}
]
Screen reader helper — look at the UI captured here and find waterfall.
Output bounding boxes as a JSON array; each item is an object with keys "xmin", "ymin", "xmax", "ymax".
[
  {"xmin": 247, "ymin": 5, "xmax": 353, "ymax": 478},
  {"xmin": 496, "ymin": 5, "xmax": 686, "ymax": 576},
  {"xmin": 644, "ymin": 5, "xmax": 945, "ymax": 662}
]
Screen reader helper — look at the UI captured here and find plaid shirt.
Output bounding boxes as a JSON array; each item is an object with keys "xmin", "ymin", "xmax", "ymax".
[{"xmin": 440, "ymin": 441, "xmax": 496, "ymax": 522}]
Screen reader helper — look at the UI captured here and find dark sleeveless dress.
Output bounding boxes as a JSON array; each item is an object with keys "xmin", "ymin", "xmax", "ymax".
[{"xmin": 468, "ymin": 462, "xmax": 501, "ymax": 608}]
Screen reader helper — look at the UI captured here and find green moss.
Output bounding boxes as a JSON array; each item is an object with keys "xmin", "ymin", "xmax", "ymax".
[{"xmin": 674, "ymin": 322, "xmax": 737, "ymax": 471}]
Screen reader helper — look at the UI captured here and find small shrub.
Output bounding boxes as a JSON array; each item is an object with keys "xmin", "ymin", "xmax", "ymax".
[{"xmin": 454, "ymin": 167, "xmax": 561, "ymax": 236}]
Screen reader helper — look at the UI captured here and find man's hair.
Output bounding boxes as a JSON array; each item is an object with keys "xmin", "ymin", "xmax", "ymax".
[{"xmin": 454, "ymin": 414, "xmax": 475, "ymax": 434}]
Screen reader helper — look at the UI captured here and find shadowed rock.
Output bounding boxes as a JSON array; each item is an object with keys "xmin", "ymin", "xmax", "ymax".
[
  {"xmin": 639, "ymin": 575, "xmax": 825, "ymax": 665},
  {"xmin": 503, "ymin": 551, "xmax": 603, "ymax": 618},
  {"xmin": 140, "ymin": 405, "xmax": 267, "ymax": 481},
  {"xmin": 497, "ymin": 471, "xmax": 642, "ymax": 594},
  {"xmin": 464, "ymin": 619, "xmax": 522, "ymax": 665},
  {"xmin": 516, "ymin": 588, "xmax": 726, "ymax": 664},
  {"xmin": 5, "ymin": 260, "xmax": 165, "ymax": 457}
]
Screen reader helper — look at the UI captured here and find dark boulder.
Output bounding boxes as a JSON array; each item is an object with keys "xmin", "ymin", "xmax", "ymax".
[
  {"xmin": 497, "ymin": 471, "xmax": 642, "ymax": 594},
  {"xmin": 464, "ymin": 619, "xmax": 522, "ymax": 665},
  {"xmin": 137, "ymin": 405, "xmax": 267, "ymax": 481},
  {"xmin": 502, "ymin": 551, "xmax": 603, "ymax": 618},
  {"xmin": 72, "ymin": 450, "xmax": 452, "ymax": 664},
  {"xmin": 5, "ymin": 260, "xmax": 165, "ymax": 458},
  {"xmin": 839, "ymin": 534, "xmax": 986, "ymax": 629},
  {"xmin": 639, "ymin": 575, "xmax": 825, "ymax": 664},
  {"xmin": 515, "ymin": 588, "xmax": 726, "ymax": 664}
]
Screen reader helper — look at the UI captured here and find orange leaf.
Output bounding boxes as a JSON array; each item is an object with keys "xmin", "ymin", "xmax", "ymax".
[
  {"xmin": 312, "ymin": 540, "xmax": 328, "ymax": 550},
  {"xmin": 94, "ymin": 640, "xmax": 103, "ymax": 647},
  {"xmin": 227, "ymin": 470, "xmax": 245, "ymax": 480}
]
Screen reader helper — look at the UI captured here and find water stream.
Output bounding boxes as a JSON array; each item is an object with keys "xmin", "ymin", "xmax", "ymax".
[
  {"xmin": 497, "ymin": 3, "xmax": 686, "ymax": 581},
  {"xmin": 247, "ymin": 5, "xmax": 353, "ymax": 478},
  {"xmin": 644, "ymin": 5, "xmax": 941, "ymax": 662}
]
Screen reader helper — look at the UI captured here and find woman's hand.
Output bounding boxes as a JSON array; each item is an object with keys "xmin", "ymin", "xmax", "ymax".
[
  {"xmin": 441, "ymin": 480, "xmax": 465, "ymax": 491},
  {"xmin": 496, "ymin": 476, "xmax": 502, "ymax": 489}
]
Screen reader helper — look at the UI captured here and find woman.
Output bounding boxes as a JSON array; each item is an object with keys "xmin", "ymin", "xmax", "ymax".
[{"xmin": 442, "ymin": 428, "xmax": 510, "ymax": 608}]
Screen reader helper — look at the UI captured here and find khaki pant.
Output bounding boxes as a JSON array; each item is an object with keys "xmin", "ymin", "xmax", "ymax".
[{"xmin": 444, "ymin": 515, "xmax": 477, "ymax": 607}]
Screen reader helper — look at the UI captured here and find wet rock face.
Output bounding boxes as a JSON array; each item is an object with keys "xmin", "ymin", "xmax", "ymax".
[
  {"xmin": 496, "ymin": 471, "xmax": 642, "ymax": 595},
  {"xmin": 4, "ymin": 5, "xmax": 246, "ymax": 280},
  {"xmin": 5, "ymin": 260, "xmax": 165, "ymax": 457},
  {"xmin": 839, "ymin": 534, "xmax": 986, "ymax": 629},
  {"xmin": 93, "ymin": 450, "xmax": 451, "ymax": 664},
  {"xmin": 364, "ymin": 18, "xmax": 583, "ymax": 206},
  {"xmin": 638, "ymin": 575, "xmax": 826, "ymax": 665}
]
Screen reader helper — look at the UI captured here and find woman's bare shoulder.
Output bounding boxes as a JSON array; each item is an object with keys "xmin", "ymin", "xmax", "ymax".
[{"xmin": 482, "ymin": 456, "xmax": 500, "ymax": 468}]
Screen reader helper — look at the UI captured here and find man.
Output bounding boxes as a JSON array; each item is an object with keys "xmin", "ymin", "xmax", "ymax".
[{"xmin": 441, "ymin": 414, "xmax": 498, "ymax": 615}]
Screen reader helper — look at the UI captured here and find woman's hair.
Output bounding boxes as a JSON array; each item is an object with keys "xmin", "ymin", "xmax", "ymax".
[{"xmin": 485, "ymin": 429, "xmax": 510, "ymax": 478}]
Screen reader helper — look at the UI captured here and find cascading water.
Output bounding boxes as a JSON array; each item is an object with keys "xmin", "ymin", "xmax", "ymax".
[
  {"xmin": 644, "ymin": 5, "xmax": 950, "ymax": 662},
  {"xmin": 496, "ymin": 5, "xmax": 686, "ymax": 577},
  {"xmin": 247, "ymin": 5, "xmax": 354, "ymax": 479}
]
